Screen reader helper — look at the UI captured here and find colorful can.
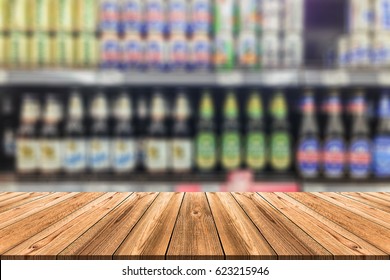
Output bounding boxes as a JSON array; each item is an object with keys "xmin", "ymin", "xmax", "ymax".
[
  {"xmin": 10, "ymin": 0, "xmax": 31, "ymax": 31},
  {"xmin": 261, "ymin": 0, "xmax": 281, "ymax": 31},
  {"xmin": 54, "ymin": 32, "xmax": 74, "ymax": 67},
  {"xmin": 121, "ymin": 0, "xmax": 144, "ymax": 34},
  {"xmin": 189, "ymin": 34, "xmax": 211, "ymax": 70},
  {"xmin": 374, "ymin": 0, "xmax": 390, "ymax": 31},
  {"xmin": 76, "ymin": 32, "xmax": 98, "ymax": 68},
  {"xmin": 168, "ymin": 0, "xmax": 188, "ymax": 35},
  {"xmin": 190, "ymin": 0, "xmax": 211, "ymax": 35},
  {"xmin": 30, "ymin": 32, "xmax": 53, "ymax": 67},
  {"xmin": 284, "ymin": 0, "xmax": 304, "ymax": 32},
  {"xmin": 237, "ymin": 31, "xmax": 258, "ymax": 69},
  {"xmin": 213, "ymin": 32, "xmax": 234, "ymax": 70},
  {"xmin": 348, "ymin": 0, "xmax": 373, "ymax": 32},
  {"xmin": 372, "ymin": 32, "xmax": 390, "ymax": 67},
  {"xmin": 99, "ymin": 0, "xmax": 120, "ymax": 33},
  {"xmin": 145, "ymin": 0, "xmax": 166, "ymax": 35},
  {"xmin": 261, "ymin": 31, "xmax": 280, "ymax": 68},
  {"xmin": 122, "ymin": 34, "xmax": 145, "ymax": 70},
  {"xmin": 99, "ymin": 33, "xmax": 122, "ymax": 69},
  {"xmin": 238, "ymin": 0, "xmax": 258, "ymax": 32},
  {"xmin": 55, "ymin": 0, "xmax": 75, "ymax": 32},
  {"xmin": 8, "ymin": 31, "xmax": 30, "ymax": 68},
  {"xmin": 349, "ymin": 32, "xmax": 371, "ymax": 68},
  {"xmin": 167, "ymin": 34, "xmax": 188, "ymax": 70},
  {"xmin": 338, "ymin": 36, "xmax": 350, "ymax": 68},
  {"xmin": 283, "ymin": 32, "xmax": 303, "ymax": 68},
  {"xmin": 214, "ymin": 0, "xmax": 235, "ymax": 34},
  {"xmin": 76, "ymin": 0, "xmax": 98, "ymax": 32},
  {"xmin": 0, "ymin": 0, "xmax": 10, "ymax": 31},
  {"xmin": 0, "ymin": 33, "xmax": 6, "ymax": 67},
  {"xmin": 145, "ymin": 34, "xmax": 168, "ymax": 70},
  {"xmin": 31, "ymin": 0, "xmax": 52, "ymax": 31}
]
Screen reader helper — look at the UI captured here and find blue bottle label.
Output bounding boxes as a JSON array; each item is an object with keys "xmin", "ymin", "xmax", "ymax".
[
  {"xmin": 324, "ymin": 139, "xmax": 346, "ymax": 178},
  {"xmin": 297, "ymin": 138, "xmax": 320, "ymax": 178},
  {"xmin": 374, "ymin": 136, "xmax": 390, "ymax": 177},
  {"xmin": 349, "ymin": 139, "xmax": 371, "ymax": 178}
]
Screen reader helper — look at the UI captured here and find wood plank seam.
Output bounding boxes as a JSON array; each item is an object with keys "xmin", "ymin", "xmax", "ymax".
[{"xmin": 0, "ymin": 192, "xmax": 52, "ymax": 214}]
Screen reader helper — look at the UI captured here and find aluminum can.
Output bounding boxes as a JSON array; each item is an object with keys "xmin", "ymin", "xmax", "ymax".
[
  {"xmin": 283, "ymin": 32, "xmax": 304, "ymax": 68},
  {"xmin": 214, "ymin": 0, "xmax": 235, "ymax": 34},
  {"xmin": 145, "ymin": 0, "xmax": 167, "ymax": 35},
  {"xmin": 8, "ymin": 31, "xmax": 30, "ymax": 68},
  {"xmin": 122, "ymin": 33, "xmax": 145, "ymax": 70},
  {"xmin": 76, "ymin": 32, "xmax": 98, "ymax": 68},
  {"xmin": 261, "ymin": 31, "xmax": 280, "ymax": 68},
  {"xmin": 0, "ymin": 0, "xmax": 10, "ymax": 31},
  {"xmin": 31, "ymin": 0, "xmax": 53, "ymax": 32},
  {"xmin": 99, "ymin": 0, "xmax": 120, "ymax": 34},
  {"xmin": 237, "ymin": 30, "xmax": 258, "ymax": 69},
  {"xmin": 213, "ymin": 32, "xmax": 234, "ymax": 70},
  {"xmin": 76, "ymin": 0, "xmax": 98, "ymax": 32},
  {"xmin": 349, "ymin": 32, "xmax": 371, "ymax": 68},
  {"xmin": 0, "ymin": 33, "xmax": 7, "ymax": 67},
  {"xmin": 348, "ymin": 0, "xmax": 374, "ymax": 32},
  {"xmin": 55, "ymin": 0, "xmax": 75, "ymax": 32},
  {"xmin": 261, "ymin": 0, "xmax": 281, "ymax": 32},
  {"xmin": 145, "ymin": 34, "xmax": 168, "ymax": 70},
  {"xmin": 190, "ymin": 0, "xmax": 211, "ymax": 35},
  {"xmin": 30, "ymin": 32, "xmax": 53, "ymax": 67},
  {"xmin": 121, "ymin": 0, "xmax": 144, "ymax": 34},
  {"xmin": 10, "ymin": 0, "xmax": 31, "ymax": 31},
  {"xmin": 283, "ymin": 0, "xmax": 304, "ymax": 32},
  {"xmin": 238, "ymin": 0, "xmax": 258, "ymax": 33},
  {"xmin": 99, "ymin": 33, "xmax": 122, "ymax": 69},
  {"xmin": 189, "ymin": 34, "xmax": 211, "ymax": 70},
  {"xmin": 338, "ymin": 36, "xmax": 350, "ymax": 68},
  {"xmin": 167, "ymin": 34, "xmax": 188, "ymax": 70},
  {"xmin": 54, "ymin": 32, "xmax": 74, "ymax": 67},
  {"xmin": 374, "ymin": 0, "xmax": 390, "ymax": 31},
  {"xmin": 168, "ymin": 0, "xmax": 188, "ymax": 35},
  {"xmin": 372, "ymin": 32, "xmax": 390, "ymax": 67}
]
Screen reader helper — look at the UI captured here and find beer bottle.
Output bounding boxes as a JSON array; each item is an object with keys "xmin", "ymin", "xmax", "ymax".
[
  {"xmin": 270, "ymin": 91, "xmax": 292, "ymax": 172},
  {"xmin": 112, "ymin": 92, "xmax": 137, "ymax": 173},
  {"xmin": 171, "ymin": 91, "xmax": 193, "ymax": 173},
  {"xmin": 136, "ymin": 96, "xmax": 149, "ymax": 171},
  {"xmin": 374, "ymin": 91, "xmax": 390, "ymax": 177},
  {"xmin": 221, "ymin": 91, "xmax": 241, "ymax": 171},
  {"xmin": 16, "ymin": 95, "xmax": 40, "ymax": 175},
  {"xmin": 64, "ymin": 91, "xmax": 87, "ymax": 174},
  {"xmin": 323, "ymin": 90, "xmax": 346, "ymax": 179},
  {"xmin": 245, "ymin": 91, "xmax": 266, "ymax": 172},
  {"xmin": 349, "ymin": 90, "xmax": 372, "ymax": 179},
  {"xmin": 145, "ymin": 92, "xmax": 169, "ymax": 173},
  {"xmin": 0, "ymin": 95, "xmax": 16, "ymax": 171},
  {"xmin": 296, "ymin": 89, "xmax": 321, "ymax": 178},
  {"xmin": 196, "ymin": 90, "xmax": 217, "ymax": 172},
  {"xmin": 88, "ymin": 92, "xmax": 111, "ymax": 173},
  {"xmin": 39, "ymin": 95, "xmax": 63, "ymax": 175}
]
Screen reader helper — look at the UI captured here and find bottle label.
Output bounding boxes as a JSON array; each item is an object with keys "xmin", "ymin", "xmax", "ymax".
[
  {"xmin": 3, "ymin": 130, "xmax": 15, "ymax": 157},
  {"xmin": 64, "ymin": 139, "xmax": 87, "ymax": 172},
  {"xmin": 222, "ymin": 132, "xmax": 241, "ymax": 170},
  {"xmin": 40, "ymin": 140, "xmax": 62, "ymax": 172},
  {"xmin": 172, "ymin": 139, "xmax": 193, "ymax": 171},
  {"xmin": 145, "ymin": 139, "xmax": 168, "ymax": 171},
  {"xmin": 246, "ymin": 133, "xmax": 266, "ymax": 170},
  {"xmin": 196, "ymin": 132, "xmax": 216, "ymax": 170},
  {"xmin": 297, "ymin": 138, "xmax": 320, "ymax": 177},
  {"xmin": 112, "ymin": 139, "xmax": 136, "ymax": 172},
  {"xmin": 88, "ymin": 139, "xmax": 110, "ymax": 171},
  {"xmin": 324, "ymin": 139, "xmax": 346, "ymax": 178},
  {"xmin": 271, "ymin": 132, "xmax": 291, "ymax": 171},
  {"xmin": 374, "ymin": 136, "xmax": 390, "ymax": 177},
  {"xmin": 349, "ymin": 139, "xmax": 371, "ymax": 178},
  {"xmin": 17, "ymin": 139, "xmax": 38, "ymax": 172}
]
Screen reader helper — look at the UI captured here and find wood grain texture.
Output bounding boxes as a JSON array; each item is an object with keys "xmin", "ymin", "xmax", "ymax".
[
  {"xmin": 365, "ymin": 192, "xmax": 390, "ymax": 202},
  {"xmin": 260, "ymin": 193, "xmax": 388, "ymax": 260},
  {"xmin": 167, "ymin": 193, "xmax": 224, "ymax": 260},
  {"xmin": 288, "ymin": 192, "xmax": 390, "ymax": 255},
  {"xmin": 58, "ymin": 192, "xmax": 158, "ymax": 260},
  {"xmin": 0, "ymin": 192, "xmax": 25, "ymax": 203},
  {"xmin": 342, "ymin": 192, "xmax": 390, "ymax": 212},
  {"xmin": 114, "ymin": 193, "xmax": 184, "ymax": 260},
  {"xmin": 232, "ymin": 192, "xmax": 332, "ymax": 260},
  {"xmin": 207, "ymin": 193, "xmax": 276, "ymax": 260},
  {"xmin": 0, "ymin": 192, "xmax": 51, "ymax": 213}
]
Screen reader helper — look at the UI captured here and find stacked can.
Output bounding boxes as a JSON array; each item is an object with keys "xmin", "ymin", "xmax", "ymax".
[{"xmin": 0, "ymin": 0, "xmax": 8, "ymax": 68}]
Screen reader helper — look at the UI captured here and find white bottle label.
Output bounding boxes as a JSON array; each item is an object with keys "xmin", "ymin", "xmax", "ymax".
[
  {"xmin": 145, "ymin": 139, "xmax": 168, "ymax": 172},
  {"xmin": 17, "ymin": 139, "xmax": 38, "ymax": 173},
  {"xmin": 171, "ymin": 139, "xmax": 193, "ymax": 171},
  {"xmin": 40, "ymin": 140, "xmax": 62, "ymax": 172},
  {"xmin": 64, "ymin": 139, "xmax": 87, "ymax": 172},
  {"xmin": 112, "ymin": 139, "xmax": 136, "ymax": 172},
  {"xmin": 88, "ymin": 139, "xmax": 111, "ymax": 171}
]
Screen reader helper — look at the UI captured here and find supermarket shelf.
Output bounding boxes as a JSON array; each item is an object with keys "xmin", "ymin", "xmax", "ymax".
[{"xmin": 1, "ymin": 69, "xmax": 389, "ymax": 86}]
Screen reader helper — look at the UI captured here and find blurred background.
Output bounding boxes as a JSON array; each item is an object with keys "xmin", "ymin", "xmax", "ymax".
[{"xmin": 1, "ymin": 0, "xmax": 390, "ymax": 192}]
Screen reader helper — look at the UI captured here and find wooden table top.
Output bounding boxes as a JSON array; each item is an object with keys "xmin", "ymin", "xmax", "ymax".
[{"xmin": 0, "ymin": 192, "xmax": 389, "ymax": 260}]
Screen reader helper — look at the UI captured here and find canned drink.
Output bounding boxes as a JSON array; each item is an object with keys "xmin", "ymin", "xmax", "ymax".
[
  {"xmin": 122, "ymin": 34, "xmax": 145, "ymax": 70},
  {"xmin": 190, "ymin": 0, "xmax": 211, "ymax": 35},
  {"xmin": 121, "ymin": 0, "xmax": 144, "ymax": 34},
  {"xmin": 0, "ymin": 33, "xmax": 6, "ymax": 67},
  {"xmin": 238, "ymin": 0, "xmax": 258, "ymax": 32},
  {"xmin": 168, "ymin": 0, "xmax": 188, "ymax": 35},
  {"xmin": 284, "ymin": 0, "xmax": 304, "ymax": 32},
  {"xmin": 76, "ymin": 32, "xmax": 98, "ymax": 68},
  {"xmin": 31, "ymin": 0, "xmax": 52, "ymax": 32},
  {"xmin": 76, "ymin": 0, "xmax": 98, "ymax": 32},
  {"xmin": 54, "ymin": 32, "xmax": 74, "ymax": 67},
  {"xmin": 189, "ymin": 34, "xmax": 211, "ymax": 70},
  {"xmin": 372, "ymin": 32, "xmax": 390, "ymax": 67},
  {"xmin": 167, "ymin": 34, "xmax": 188, "ymax": 70},
  {"xmin": 338, "ymin": 36, "xmax": 350, "ymax": 68},
  {"xmin": 8, "ymin": 31, "xmax": 30, "ymax": 68},
  {"xmin": 10, "ymin": 0, "xmax": 31, "ymax": 31},
  {"xmin": 374, "ymin": 0, "xmax": 390, "ymax": 31},
  {"xmin": 348, "ymin": 0, "xmax": 373, "ymax": 32},
  {"xmin": 349, "ymin": 32, "xmax": 371, "ymax": 68},
  {"xmin": 100, "ymin": 33, "xmax": 122, "ymax": 69},
  {"xmin": 261, "ymin": 31, "xmax": 280, "ymax": 68},
  {"xmin": 145, "ymin": 34, "xmax": 168, "ymax": 70},
  {"xmin": 145, "ymin": 0, "xmax": 167, "ymax": 35},
  {"xmin": 30, "ymin": 32, "xmax": 53, "ymax": 68},
  {"xmin": 283, "ymin": 33, "xmax": 303, "ymax": 68},
  {"xmin": 237, "ymin": 31, "xmax": 258, "ymax": 69},
  {"xmin": 214, "ymin": 32, "xmax": 234, "ymax": 70},
  {"xmin": 99, "ymin": 0, "xmax": 120, "ymax": 34},
  {"xmin": 55, "ymin": 0, "xmax": 75, "ymax": 32},
  {"xmin": 261, "ymin": 0, "xmax": 281, "ymax": 32},
  {"xmin": 0, "ymin": 0, "xmax": 10, "ymax": 31},
  {"xmin": 214, "ymin": 0, "xmax": 235, "ymax": 34}
]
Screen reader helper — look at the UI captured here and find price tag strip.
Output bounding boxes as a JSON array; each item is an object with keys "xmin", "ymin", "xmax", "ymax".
[{"xmin": 322, "ymin": 70, "xmax": 350, "ymax": 86}]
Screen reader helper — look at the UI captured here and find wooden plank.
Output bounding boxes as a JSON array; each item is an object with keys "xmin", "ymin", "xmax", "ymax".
[
  {"xmin": 261, "ymin": 193, "xmax": 388, "ymax": 260},
  {"xmin": 2, "ymin": 193, "xmax": 131, "ymax": 260},
  {"xmin": 0, "ymin": 192, "xmax": 104, "ymax": 255},
  {"xmin": 114, "ymin": 193, "xmax": 184, "ymax": 260},
  {"xmin": 288, "ymin": 192, "xmax": 390, "ymax": 255},
  {"xmin": 313, "ymin": 193, "xmax": 390, "ymax": 230},
  {"xmin": 0, "ymin": 193, "xmax": 79, "ymax": 229},
  {"xmin": 0, "ymin": 193, "xmax": 51, "ymax": 213},
  {"xmin": 167, "ymin": 193, "xmax": 224, "ymax": 260},
  {"xmin": 232, "ymin": 192, "xmax": 332, "ymax": 260},
  {"xmin": 365, "ymin": 193, "xmax": 390, "ymax": 202},
  {"xmin": 207, "ymin": 192, "xmax": 276, "ymax": 260},
  {"xmin": 342, "ymin": 192, "xmax": 390, "ymax": 212},
  {"xmin": 58, "ymin": 192, "xmax": 159, "ymax": 260},
  {"xmin": 0, "ymin": 193, "xmax": 24, "ymax": 203}
]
